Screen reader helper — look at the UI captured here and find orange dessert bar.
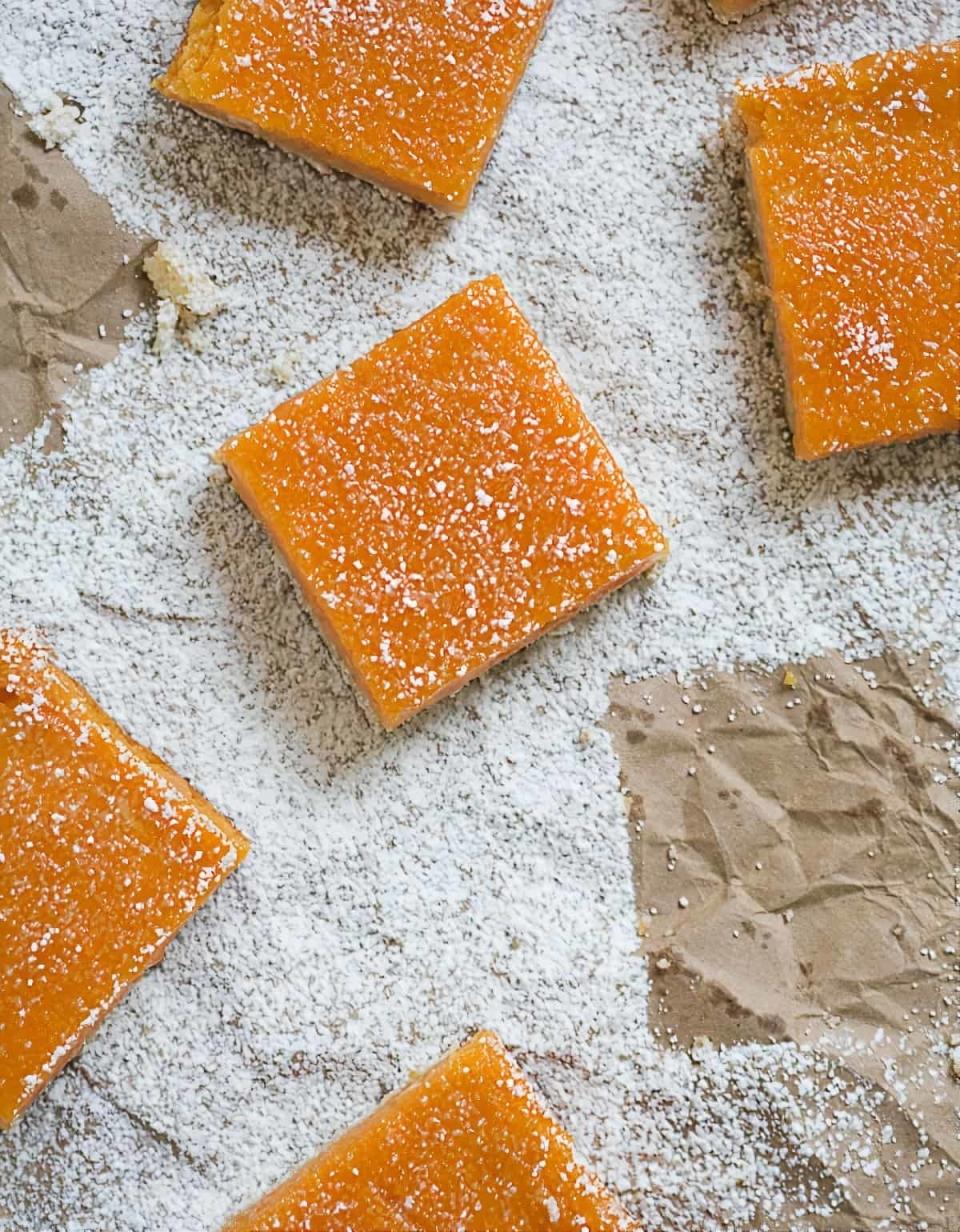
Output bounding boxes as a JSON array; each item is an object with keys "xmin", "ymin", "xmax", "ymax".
[
  {"xmin": 709, "ymin": 0, "xmax": 770, "ymax": 20},
  {"xmin": 155, "ymin": 0, "xmax": 553, "ymax": 215},
  {"xmin": 0, "ymin": 630, "xmax": 249, "ymax": 1128},
  {"xmin": 224, "ymin": 1030, "xmax": 639, "ymax": 1231},
  {"xmin": 737, "ymin": 43, "xmax": 960, "ymax": 461},
  {"xmin": 216, "ymin": 276, "xmax": 666, "ymax": 729}
]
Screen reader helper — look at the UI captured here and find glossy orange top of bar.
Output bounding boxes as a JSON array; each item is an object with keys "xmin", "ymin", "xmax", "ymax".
[
  {"xmin": 710, "ymin": 0, "xmax": 769, "ymax": 20},
  {"xmin": 217, "ymin": 276, "xmax": 666, "ymax": 729},
  {"xmin": 0, "ymin": 630, "xmax": 249, "ymax": 1129},
  {"xmin": 737, "ymin": 42, "xmax": 960, "ymax": 460},
  {"xmin": 224, "ymin": 1030, "xmax": 639, "ymax": 1231},
  {"xmin": 155, "ymin": 0, "xmax": 553, "ymax": 214}
]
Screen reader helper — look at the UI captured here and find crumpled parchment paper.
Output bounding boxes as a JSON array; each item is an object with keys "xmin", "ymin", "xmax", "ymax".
[
  {"xmin": 607, "ymin": 648, "xmax": 960, "ymax": 1230},
  {"xmin": 0, "ymin": 85, "xmax": 152, "ymax": 453}
]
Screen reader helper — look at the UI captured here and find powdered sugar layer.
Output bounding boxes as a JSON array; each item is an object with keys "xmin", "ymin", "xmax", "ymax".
[{"xmin": 0, "ymin": 1, "xmax": 958, "ymax": 1229}]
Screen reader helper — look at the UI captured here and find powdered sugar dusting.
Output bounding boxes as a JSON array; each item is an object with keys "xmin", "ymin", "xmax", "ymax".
[{"xmin": 0, "ymin": 0, "xmax": 958, "ymax": 1228}]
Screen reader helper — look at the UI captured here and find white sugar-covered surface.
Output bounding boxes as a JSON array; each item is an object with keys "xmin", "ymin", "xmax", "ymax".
[{"xmin": 1, "ymin": 2, "xmax": 958, "ymax": 1230}]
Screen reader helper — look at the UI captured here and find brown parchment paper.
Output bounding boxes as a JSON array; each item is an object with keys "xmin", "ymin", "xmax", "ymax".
[
  {"xmin": 0, "ymin": 85, "xmax": 152, "ymax": 452},
  {"xmin": 607, "ymin": 648, "xmax": 960, "ymax": 1230}
]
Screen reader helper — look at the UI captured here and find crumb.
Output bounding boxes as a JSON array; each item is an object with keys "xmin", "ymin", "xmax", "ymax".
[
  {"xmin": 144, "ymin": 241, "xmax": 222, "ymax": 318},
  {"xmin": 153, "ymin": 298, "xmax": 178, "ymax": 357},
  {"xmin": 268, "ymin": 347, "xmax": 302, "ymax": 386},
  {"xmin": 145, "ymin": 242, "xmax": 223, "ymax": 356},
  {"xmin": 27, "ymin": 93, "xmax": 82, "ymax": 149}
]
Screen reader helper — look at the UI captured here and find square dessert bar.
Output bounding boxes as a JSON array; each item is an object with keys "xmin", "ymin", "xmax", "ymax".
[
  {"xmin": 0, "ymin": 631, "xmax": 249, "ymax": 1128},
  {"xmin": 155, "ymin": 0, "xmax": 553, "ymax": 214},
  {"xmin": 224, "ymin": 1030, "xmax": 639, "ymax": 1231},
  {"xmin": 737, "ymin": 42, "xmax": 960, "ymax": 461},
  {"xmin": 216, "ymin": 276, "xmax": 666, "ymax": 729}
]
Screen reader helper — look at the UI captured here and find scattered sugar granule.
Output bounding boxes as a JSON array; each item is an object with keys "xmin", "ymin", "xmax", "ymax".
[{"xmin": 691, "ymin": 1036, "xmax": 714, "ymax": 1063}]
